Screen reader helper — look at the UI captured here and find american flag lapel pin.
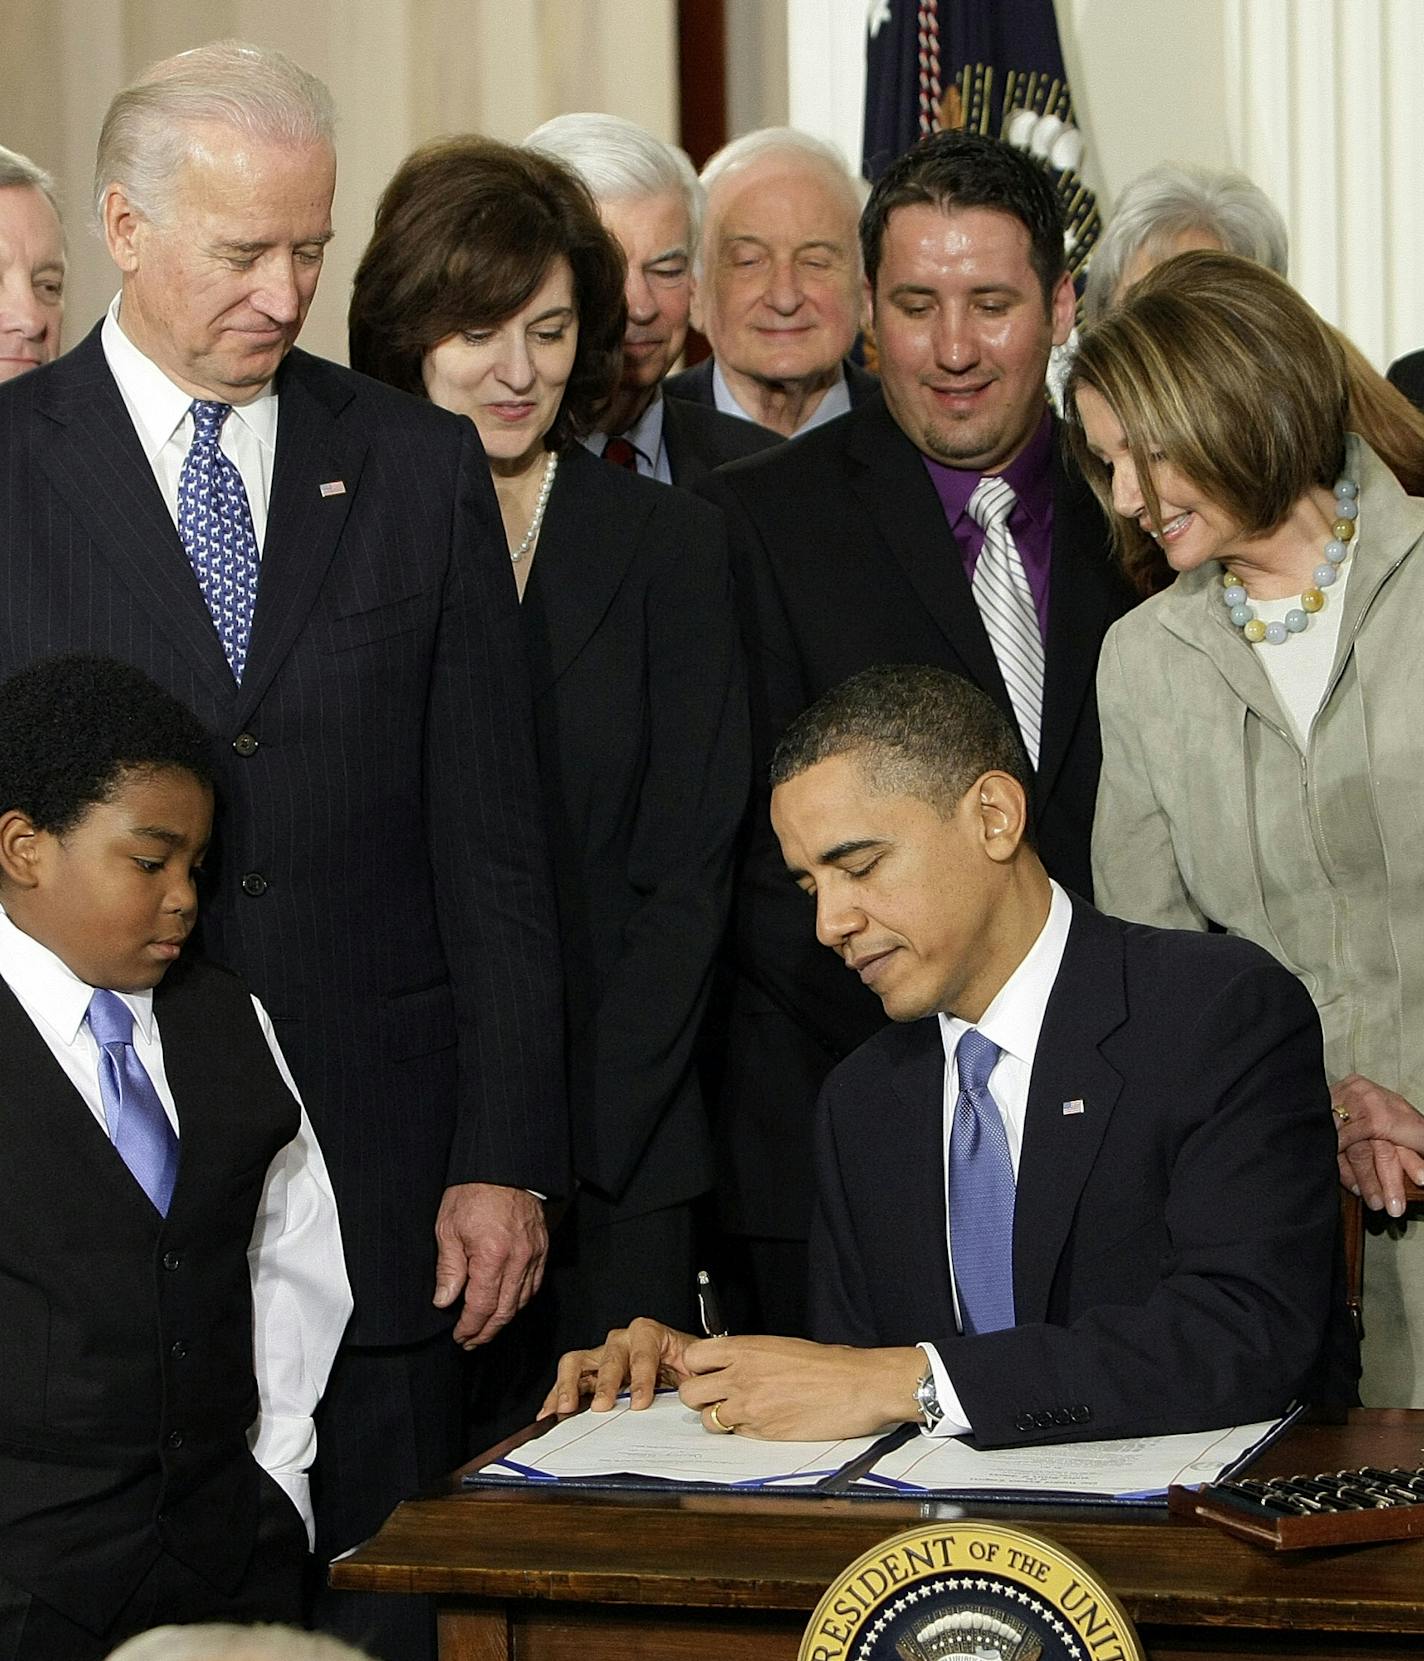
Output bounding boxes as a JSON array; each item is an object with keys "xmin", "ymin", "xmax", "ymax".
[
  {"xmin": 319, "ymin": 480, "xmax": 346, "ymax": 497},
  {"xmin": 1062, "ymin": 1098, "xmax": 1086, "ymax": 1116}
]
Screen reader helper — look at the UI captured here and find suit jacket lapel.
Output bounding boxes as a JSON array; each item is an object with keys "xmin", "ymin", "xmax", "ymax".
[
  {"xmin": 659, "ymin": 397, "xmax": 701, "ymax": 485},
  {"xmin": 31, "ymin": 328, "xmax": 236, "ymax": 698},
  {"xmin": 845, "ymin": 398, "xmax": 1012, "ymax": 716},
  {"xmin": 1037, "ymin": 439, "xmax": 1122, "ymax": 801},
  {"xmin": 236, "ymin": 350, "xmax": 366, "ymax": 720},
  {"xmin": 1012, "ymin": 901, "xmax": 1127, "ymax": 1324},
  {"xmin": 1154, "ymin": 568, "xmax": 1293, "ymax": 734},
  {"xmin": 521, "ymin": 446, "xmax": 639, "ymax": 696},
  {"xmin": 885, "ymin": 1024, "xmax": 957, "ymax": 1333}
]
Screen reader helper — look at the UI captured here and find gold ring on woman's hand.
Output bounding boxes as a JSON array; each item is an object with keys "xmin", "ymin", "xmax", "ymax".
[
  {"xmin": 708, "ymin": 1400, "xmax": 735, "ymax": 1434},
  {"xmin": 1332, "ymin": 1104, "xmax": 1351, "ymax": 1124}
]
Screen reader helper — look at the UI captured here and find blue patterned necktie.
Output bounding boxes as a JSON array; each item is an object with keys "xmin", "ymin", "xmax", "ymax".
[
  {"xmin": 87, "ymin": 988, "xmax": 179, "ymax": 1216},
  {"xmin": 949, "ymin": 1027, "xmax": 1017, "ymax": 1336},
  {"xmin": 177, "ymin": 399, "xmax": 260, "ymax": 681}
]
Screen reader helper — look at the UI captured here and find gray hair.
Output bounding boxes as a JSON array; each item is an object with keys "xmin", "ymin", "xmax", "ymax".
[
  {"xmin": 1083, "ymin": 162, "xmax": 1288, "ymax": 323},
  {"xmin": 0, "ymin": 145, "xmax": 60, "ymax": 214},
  {"xmin": 94, "ymin": 39, "xmax": 335, "ymax": 224},
  {"xmin": 106, "ymin": 1624, "xmax": 371, "ymax": 1661},
  {"xmin": 524, "ymin": 112, "xmax": 703, "ymax": 257},
  {"xmin": 697, "ymin": 126, "xmax": 867, "ymax": 276}
]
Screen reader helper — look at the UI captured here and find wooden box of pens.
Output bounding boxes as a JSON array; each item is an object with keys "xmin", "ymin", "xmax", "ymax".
[{"xmin": 1169, "ymin": 1467, "xmax": 1424, "ymax": 1549}]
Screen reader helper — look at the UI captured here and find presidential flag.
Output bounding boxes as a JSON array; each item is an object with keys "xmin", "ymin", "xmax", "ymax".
[{"xmin": 862, "ymin": 0, "xmax": 1099, "ymax": 297}]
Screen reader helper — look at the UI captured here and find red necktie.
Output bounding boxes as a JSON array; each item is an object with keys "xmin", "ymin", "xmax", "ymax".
[{"xmin": 603, "ymin": 436, "xmax": 639, "ymax": 472}]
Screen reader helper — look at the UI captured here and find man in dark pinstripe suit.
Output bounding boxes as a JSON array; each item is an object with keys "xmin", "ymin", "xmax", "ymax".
[{"xmin": 0, "ymin": 43, "xmax": 566, "ymax": 1660}]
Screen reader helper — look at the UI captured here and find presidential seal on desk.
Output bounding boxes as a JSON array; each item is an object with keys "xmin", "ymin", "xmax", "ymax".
[{"xmin": 798, "ymin": 1522, "xmax": 1143, "ymax": 1661}]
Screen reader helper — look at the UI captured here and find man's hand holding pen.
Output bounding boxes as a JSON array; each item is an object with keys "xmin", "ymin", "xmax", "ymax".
[{"xmin": 541, "ymin": 1298, "xmax": 925, "ymax": 1441}]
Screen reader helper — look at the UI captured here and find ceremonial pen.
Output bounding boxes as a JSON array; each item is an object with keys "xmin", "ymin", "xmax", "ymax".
[{"xmin": 696, "ymin": 1268, "xmax": 729, "ymax": 1338}]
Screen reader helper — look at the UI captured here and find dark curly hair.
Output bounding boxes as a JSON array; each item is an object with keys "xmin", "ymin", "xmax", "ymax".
[
  {"xmin": 0, "ymin": 654, "xmax": 215, "ymax": 835},
  {"xmin": 348, "ymin": 136, "xmax": 626, "ymax": 448}
]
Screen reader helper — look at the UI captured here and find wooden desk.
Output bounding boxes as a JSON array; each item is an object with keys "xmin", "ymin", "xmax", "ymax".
[{"xmin": 332, "ymin": 1409, "xmax": 1424, "ymax": 1660}]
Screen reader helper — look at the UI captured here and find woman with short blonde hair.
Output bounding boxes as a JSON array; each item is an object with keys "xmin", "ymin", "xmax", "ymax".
[{"xmin": 1072, "ymin": 250, "xmax": 1424, "ymax": 1408}]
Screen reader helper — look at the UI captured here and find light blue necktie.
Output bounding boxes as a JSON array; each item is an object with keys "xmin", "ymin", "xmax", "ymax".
[
  {"xmin": 949, "ymin": 1027, "xmax": 1017, "ymax": 1335},
  {"xmin": 87, "ymin": 988, "xmax": 179, "ymax": 1216},
  {"xmin": 177, "ymin": 399, "xmax": 260, "ymax": 681}
]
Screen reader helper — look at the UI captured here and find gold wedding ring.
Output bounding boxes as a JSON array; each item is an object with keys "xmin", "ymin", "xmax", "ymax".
[
  {"xmin": 708, "ymin": 1400, "xmax": 735, "ymax": 1434},
  {"xmin": 1332, "ymin": 1104, "xmax": 1351, "ymax": 1124}
]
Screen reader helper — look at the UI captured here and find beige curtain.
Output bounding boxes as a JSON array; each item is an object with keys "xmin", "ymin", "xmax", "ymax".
[
  {"xmin": 1, "ymin": 0, "xmax": 678, "ymax": 366},
  {"xmin": 1224, "ymin": 0, "xmax": 1424, "ymax": 370}
]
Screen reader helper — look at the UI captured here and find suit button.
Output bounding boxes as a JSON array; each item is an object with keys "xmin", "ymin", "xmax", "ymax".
[
  {"xmin": 1054, "ymin": 1408, "xmax": 1072, "ymax": 1426},
  {"xmin": 241, "ymin": 872, "xmax": 268, "ymax": 897},
  {"xmin": 162, "ymin": 1250, "xmax": 182, "ymax": 1271},
  {"xmin": 166, "ymin": 1430, "xmax": 184, "ymax": 1449},
  {"xmin": 1015, "ymin": 1413, "xmax": 1035, "ymax": 1433},
  {"xmin": 232, "ymin": 732, "xmax": 260, "ymax": 757},
  {"xmin": 170, "ymin": 1340, "xmax": 188, "ymax": 1360},
  {"xmin": 1071, "ymin": 1405, "xmax": 1091, "ymax": 1423},
  {"xmin": 1034, "ymin": 1412, "xmax": 1055, "ymax": 1429}
]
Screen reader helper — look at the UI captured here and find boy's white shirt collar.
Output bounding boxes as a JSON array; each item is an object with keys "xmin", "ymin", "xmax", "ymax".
[{"xmin": 0, "ymin": 901, "xmax": 154, "ymax": 1045}]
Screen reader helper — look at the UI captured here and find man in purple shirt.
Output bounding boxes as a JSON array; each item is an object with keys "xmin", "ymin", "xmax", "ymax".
[{"xmin": 697, "ymin": 131, "xmax": 1136, "ymax": 1336}]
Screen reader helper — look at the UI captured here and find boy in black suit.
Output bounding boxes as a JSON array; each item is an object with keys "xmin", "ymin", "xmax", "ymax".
[{"xmin": 0, "ymin": 655, "xmax": 350, "ymax": 1661}]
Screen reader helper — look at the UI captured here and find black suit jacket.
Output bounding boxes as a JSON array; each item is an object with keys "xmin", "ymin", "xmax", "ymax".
[
  {"xmin": 1387, "ymin": 349, "xmax": 1424, "ymax": 413},
  {"xmin": 521, "ymin": 446, "xmax": 748, "ymax": 1218},
  {"xmin": 810, "ymin": 901, "xmax": 1359, "ymax": 1445},
  {"xmin": 697, "ymin": 393, "xmax": 1135, "ymax": 1239},
  {"xmin": 660, "ymin": 393, "xmax": 777, "ymax": 485},
  {"xmin": 0, "ymin": 327, "xmax": 567, "ymax": 1344},
  {"xmin": 663, "ymin": 354, "xmax": 879, "ymax": 423}
]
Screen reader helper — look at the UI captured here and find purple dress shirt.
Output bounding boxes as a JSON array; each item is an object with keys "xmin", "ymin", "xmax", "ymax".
[{"xmin": 922, "ymin": 410, "xmax": 1055, "ymax": 644}]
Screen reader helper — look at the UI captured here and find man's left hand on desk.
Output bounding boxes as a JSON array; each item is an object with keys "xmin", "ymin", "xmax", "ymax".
[{"xmin": 546, "ymin": 1320, "xmax": 925, "ymax": 1440}]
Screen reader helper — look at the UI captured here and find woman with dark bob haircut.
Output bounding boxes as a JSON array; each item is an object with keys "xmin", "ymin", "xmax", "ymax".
[
  {"xmin": 1070, "ymin": 250, "xmax": 1424, "ymax": 1409},
  {"xmin": 350, "ymin": 137, "xmax": 749, "ymax": 1422}
]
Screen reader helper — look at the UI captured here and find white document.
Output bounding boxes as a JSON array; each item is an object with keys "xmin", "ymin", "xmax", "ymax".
[
  {"xmin": 860, "ymin": 1418, "xmax": 1284, "ymax": 1498},
  {"xmin": 481, "ymin": 1391, "xmax": 886, "ymax": 1488}
]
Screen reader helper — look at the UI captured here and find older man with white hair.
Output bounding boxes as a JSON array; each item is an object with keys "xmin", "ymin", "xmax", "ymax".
[
  {"xmin": 526, "ymin": 111, "xmax": 774, "ymax": 484},
  {"xmin": 0, "ymin": 145, "xmax": 64, "ymax": 381},
  {"xmin": 0, "ymin": 39, "xmax": 565, "ymax": 1661},
  {"xmin": 664, "ymin": 127, "xmax": 876, "ymax": 438},
  {"xmin": 107, "ymin": 1624, "xmax": 369, "ymax": 1661}
]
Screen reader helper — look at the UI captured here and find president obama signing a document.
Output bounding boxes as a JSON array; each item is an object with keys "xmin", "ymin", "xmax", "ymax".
[{"xmin": 547, "ymin": 666, "xmax": 1356, "ymax": 1444}]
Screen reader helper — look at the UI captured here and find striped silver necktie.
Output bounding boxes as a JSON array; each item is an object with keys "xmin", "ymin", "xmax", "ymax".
[{"xmin": 966, "ymin": 475, "xmax": 1043, "ymax": 768}]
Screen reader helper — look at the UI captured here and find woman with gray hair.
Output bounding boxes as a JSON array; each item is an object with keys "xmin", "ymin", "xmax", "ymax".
[{"xmin": 1083, "ymin": 162, "xmax": 1288, "ymax": 324}]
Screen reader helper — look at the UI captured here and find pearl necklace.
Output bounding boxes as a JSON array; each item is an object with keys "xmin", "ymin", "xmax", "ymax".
[
  {"xmin": 1220, "ymin": 475, "xmax": 1357, "ymax": 644},
  {"xmin": 510, "ymin": 450, "xmax": 559, "ymax": 563}
]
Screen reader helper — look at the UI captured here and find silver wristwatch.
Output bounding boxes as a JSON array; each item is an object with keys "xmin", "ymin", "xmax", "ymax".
[{"xmin": 914, "ymin": 1356, "xmax": 944, "ymax": 1431}]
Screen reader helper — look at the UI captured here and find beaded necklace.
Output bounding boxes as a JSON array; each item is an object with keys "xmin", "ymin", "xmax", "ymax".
[{"xmin": 1220, "ymin": 476, "xmax": 1358, "ymax": 645}]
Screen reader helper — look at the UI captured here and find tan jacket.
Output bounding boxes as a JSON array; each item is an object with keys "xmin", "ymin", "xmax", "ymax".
[{"xmin": 1094, "ymin": 435, "xmax": 1424, "ymax": 1104}]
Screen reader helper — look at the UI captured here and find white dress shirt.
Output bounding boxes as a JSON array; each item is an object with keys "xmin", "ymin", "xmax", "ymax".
[
  {"xmin": 0, "ymin": 906, "xmax": 352, "ymax": 1543},
  {"xmin": 582, "ymin": 389, "xmax": 673, "ymax": 484},
  {"xmin": 102, "ymin": 295, "xmax": 278, "ymax": 548},
  {"xmin": 918, "ymin": 879, "xmax": 1073, "ymax": 1436},
  {"xmin": 711, "ymin": 357, "xmax": 852, "ymax": 435}
]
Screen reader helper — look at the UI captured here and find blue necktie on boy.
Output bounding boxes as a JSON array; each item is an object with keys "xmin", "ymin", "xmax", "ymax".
[{"xmin": 87, "ymin": 987, "xmax": 180, "ymax": 1216}]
